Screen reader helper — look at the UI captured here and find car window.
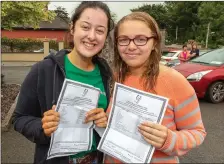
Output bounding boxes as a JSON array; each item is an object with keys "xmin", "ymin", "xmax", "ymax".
[{"xmin": 191, "ymin": 48, "xmax": 224, "ymax": 66}]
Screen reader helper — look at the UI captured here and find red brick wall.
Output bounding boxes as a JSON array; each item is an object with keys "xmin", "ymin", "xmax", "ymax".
[{"xmin": 1, "ymin": 29, "xmax": 70, "ymax": 41}]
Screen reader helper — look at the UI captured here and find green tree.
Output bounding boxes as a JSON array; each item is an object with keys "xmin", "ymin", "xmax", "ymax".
[
  {"xmin": 197, "ymin": 2, "xmax": 224, "ymax": 48},
  {"xmin": 131, "ymin": 3, "xmax": 168, "ymax": 29},
  {"xmin": 55, "ymin": 6, "xmax": 70, "ymax": 23},
  {"xmin": 111, "ymin": 11, "xmax": 118, "ymax": 23},
  {"xmin": 165, "ymin": 1, "xmax": 202, "ymax": 44},
  {"xmin": 1, "ymin": 1, "xmax": 56, "ymax": 30},
  {"xmin": 130, "ymin": 2, "xmax": 202, "ymax": 44},
  {"xmin": 130, "ymin": 2, "xmax": 224, "ymax": 48}
]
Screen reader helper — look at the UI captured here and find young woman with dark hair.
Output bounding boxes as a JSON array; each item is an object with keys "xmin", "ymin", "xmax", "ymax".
[{"xmin": 12, "ymin": 2, "xmax": 114, "ymax": 164}]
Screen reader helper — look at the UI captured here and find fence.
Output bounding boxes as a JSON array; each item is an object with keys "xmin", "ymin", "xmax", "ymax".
[{"xmin": 2, "ymin": 41, "xmax": 64, "ymax": 64}]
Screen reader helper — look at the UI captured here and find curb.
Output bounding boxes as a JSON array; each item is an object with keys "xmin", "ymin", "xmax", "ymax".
[
  {"xmin": 2, "ymin": 62, "xmax": 36, "ymax": 67},
  {"xmin": 1, "ymin": 90, "xmax": 20, "ymax": 132},
  {"xmin": 2, "ymin": 64, "xmax": 33, "ymax": 67}
]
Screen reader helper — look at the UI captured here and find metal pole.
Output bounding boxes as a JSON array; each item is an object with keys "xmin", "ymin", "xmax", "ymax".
[
  {"xmin": 176, "ymin": 26, "xmax": 178, "ymax": 41},
  {"xmin": 205, "ymin": 22, "xmax": 210, "ymax": 49}
]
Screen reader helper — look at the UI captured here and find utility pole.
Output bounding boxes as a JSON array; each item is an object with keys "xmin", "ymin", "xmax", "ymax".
[
  {"xmin": 205, "ymin": 22, "xmax": 210, "ymax": 49},
  {"xmin": 175, "ymin": 26, "xmax": 178, "ymax": 41}
]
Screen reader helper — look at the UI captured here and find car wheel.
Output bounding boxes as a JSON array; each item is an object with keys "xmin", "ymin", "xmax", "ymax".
[{"xmin": 205, "ymin": 81, "xmax": 224, "ymax": 103}]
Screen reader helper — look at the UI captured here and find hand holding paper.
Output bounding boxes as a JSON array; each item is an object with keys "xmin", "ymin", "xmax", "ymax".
[
  {"xmin": 138, "ymin": 121, "xmax": 168, "ymax": 149},
  {"xmin": 42, "ymin": 105, "xmax": 60, "ymax": 136},
  {"xmin": 85, "ymin": 108, "xmax": 108, "ymax": 128},
  {"xmin": 97, "ymin": 83, "xmax": 169, "ymax": 163},
  {"xmin": 47, "ymin": 79, "xmax": 101, "ymax": 159}
]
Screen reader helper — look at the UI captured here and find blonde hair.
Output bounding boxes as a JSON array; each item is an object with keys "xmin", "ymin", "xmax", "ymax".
[
  {"xmin": 113, "ymin": 12, "xmax": 162, "ymax": 92},
  {"xmin": 192, "ymin": 43, "xmax": 198, "ymax": 49}
]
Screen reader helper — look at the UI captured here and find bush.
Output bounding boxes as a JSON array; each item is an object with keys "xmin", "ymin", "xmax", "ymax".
[
  {"xmin": 49, "ymin": 40, "xmax": 59, "ymax": 51},
  {"xmin": 1, "ymin": 37, "xmax": 59, "ymax": 52}
]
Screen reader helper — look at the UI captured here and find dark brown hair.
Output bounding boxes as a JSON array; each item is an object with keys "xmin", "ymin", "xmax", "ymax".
[
  {"xmin": 183, "ymin": 45, "xmax": 187, "ymax": 49},
  {"xmin": 66, "ymin": 1, "xmax": 114, "ymax": 49},
  {"xmin": 113, "ymin": 12, "xmax": 162, "ymax": 92},
  {"xmin": 71, "ymin": 1, "xmax": 114, "ymax": 36}
]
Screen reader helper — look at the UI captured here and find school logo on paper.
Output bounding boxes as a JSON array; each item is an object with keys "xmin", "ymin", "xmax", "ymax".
[
  {"xmin": 82, "ymin": 89, "xmax": 88, "ymax": 97},
  {"xmin": 135, "ymin": 95, "xmax": 142, "ymax": 104}
]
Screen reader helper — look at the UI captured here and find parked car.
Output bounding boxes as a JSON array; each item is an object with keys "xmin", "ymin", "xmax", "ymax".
[
  {"xmin": 174, "ymin": 48, "xmax": 224, "ymax": 103},
  {"xmin": 165, "ymin": 59, "xmax": 180, "ymax": 68},
  {"xmin": 166, "ymin": 49, "xmax": 211, "ymax": 68},
  {"xmin": 160, "ymin": 50, "xmax": 183, "ymax": 65},
  {"xmin": 33, "ymin": 48, "xmax": 57, "ymax": 53}
]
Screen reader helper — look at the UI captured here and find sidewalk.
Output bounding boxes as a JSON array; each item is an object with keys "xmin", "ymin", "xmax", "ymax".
[
  {"xmin": 1, "ymin": 66, "xmax": 31, "ymax": 84},
  {"xmin": 1, "ymin": 65, "xmax": 34, "ymax": 163},
  {"xmin": 2, "ymin": 126, "xmax": 192, "ymax": 163},
  {"xmin": 1, "ymin": 126, "xmax": 34, "ymax": 163},
  {"xmin": 2, "ymin": 66, "xmax": 224, "ymax": 163}
]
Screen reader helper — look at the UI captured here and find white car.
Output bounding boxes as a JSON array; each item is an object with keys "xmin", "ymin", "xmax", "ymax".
[
  {"xmin": 160, "ymin": 50, "xmax": 183, "ymax": 65},
  {"xmin": 33, "ymin": 48, "xmax": 57, "ymax": 53},
  {"xmin": 164, "ymin": 50, "xmax": 211, "ymax": 67}
]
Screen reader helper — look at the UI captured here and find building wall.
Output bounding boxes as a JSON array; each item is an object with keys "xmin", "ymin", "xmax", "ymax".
[
  {"xmin": 2, "ymin": 52, "xmax": 45, "ymax": 62},
  {"xmin": 1, "ymin": 30, "xmax": 69, "ymax": 41}
]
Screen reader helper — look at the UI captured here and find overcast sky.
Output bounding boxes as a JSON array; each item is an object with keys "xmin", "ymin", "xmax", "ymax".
[{"xmin": 48, "ymin": 1, "xmax": 163, "ymax": 21}]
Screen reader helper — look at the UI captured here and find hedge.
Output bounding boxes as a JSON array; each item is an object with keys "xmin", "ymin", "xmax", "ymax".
[{"xmin": 1, "ymin": 37, "xmax": 59, "ymax": 52}]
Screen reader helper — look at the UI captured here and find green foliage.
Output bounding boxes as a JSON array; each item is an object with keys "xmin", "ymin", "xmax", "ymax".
[
  {"xmin": 198, "ymin": 2, "xmax": 224, "ymax": 48},
  {"xmin": 1, "ymin": 1, "xmax": 56, "ymax": 30},
  {"xmin": 111, "ymin": 11, "xmax": 118, "ymax": 23},
  {"xmin": 1, "ymin": 37, "xmax": 42, "ymax": 52},
  {"xmin": 164, "ymin": 2, "xmax": 202, "ymax": 44},
  {"xmin": 1, "ymin": 37, "xmax": 58, "ymax": 52},
  {"xmin": 49, "ymin": 40, "xmax": 59, "ymax": 51},
  {"xmin": 131, "ymin": 3, "xmax": 168, "ymax": 29},
  {"xmin": 198, "ymin": 2, "xmax": 224, "ymax": 24},
  {"xmin": 130, "ymin": 2, "xmax": 224, "ymax": 48},
  {"xmin": 55, "ymin": 6, "xmax": 70, "ymax": 23}
]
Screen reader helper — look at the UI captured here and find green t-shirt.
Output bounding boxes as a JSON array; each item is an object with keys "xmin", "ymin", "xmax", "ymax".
[{"xmin": 64, "ymin": 55, "xmax": 107, "ymax": 159}]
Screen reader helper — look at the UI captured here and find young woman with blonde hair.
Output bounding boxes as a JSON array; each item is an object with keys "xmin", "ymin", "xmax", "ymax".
[{"xmin": 104, "ymin": 12, "xmax": 206, "ymax": 163}]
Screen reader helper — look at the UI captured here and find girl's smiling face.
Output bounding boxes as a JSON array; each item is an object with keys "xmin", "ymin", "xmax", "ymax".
[
  {"xmin": 72, "ymin": 8, "xmax": 108, "ymax": 58},
  {"xmin": 117, "ymin": 20, "xmax": 155, "ymax": 68}
]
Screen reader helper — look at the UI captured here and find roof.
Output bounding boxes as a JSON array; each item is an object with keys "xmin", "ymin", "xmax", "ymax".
[
  {"xmin": 38, "ymin": 16, "xmax": 69, "ymax": 30},
  {"xmin": 11, "ymin": 16, "xmax": 69, "ymax": 30}
]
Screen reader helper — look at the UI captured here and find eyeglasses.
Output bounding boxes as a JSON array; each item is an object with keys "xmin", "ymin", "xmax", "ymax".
[{"xmin": 117, "ymin": 35, "xmax": 155, "ymax": 46}]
